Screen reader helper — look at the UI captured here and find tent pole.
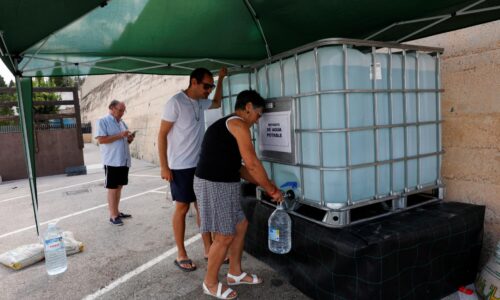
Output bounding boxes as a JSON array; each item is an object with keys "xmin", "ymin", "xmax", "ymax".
[
  {"xmin": 15, "ymin": 72, "xmax": 40, "ymax": 236},
  {"xmin": 0, "ymin": 31, "xmax": 16, "ymax": 72},
  {"xmin": 396, "ymin": 16, "xmax": 451, "ymax": 42},
  {"xmin": 243, "ymin": 0, "xmax": 272, "ymax": 58}
]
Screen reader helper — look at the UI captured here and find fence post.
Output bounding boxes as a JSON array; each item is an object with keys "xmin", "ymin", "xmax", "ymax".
[{"xmin": 73, "ymin": 86, "xmax": 84, "ymax": 149}]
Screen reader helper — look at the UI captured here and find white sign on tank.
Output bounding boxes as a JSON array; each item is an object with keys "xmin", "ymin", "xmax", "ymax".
[{"xmin": 258, "ymin": 111, "xmax": 292, "ymax": 153}]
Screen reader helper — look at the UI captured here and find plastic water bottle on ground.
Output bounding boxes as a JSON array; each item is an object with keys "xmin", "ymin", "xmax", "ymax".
[
  {"xmin": 43, "ymin": 222, "xmax": 67, "ymax": 275},
  {"xmin": 268, "ymin": 202, "xmax": 292, "ymax": 254}
]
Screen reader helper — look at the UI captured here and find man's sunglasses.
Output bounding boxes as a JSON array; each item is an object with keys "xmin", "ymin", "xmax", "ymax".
[{"xmin": 201, "ymin": 82, "xmax": 216, "ymax": 90}]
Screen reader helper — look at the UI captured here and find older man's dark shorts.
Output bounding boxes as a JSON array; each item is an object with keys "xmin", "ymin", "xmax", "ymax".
[
  {"xmin": 170, "ymin": 167, "xmax": 197, "ymax": 203},
  {"xmin": 104, "ymin": 165, "xmax": 129, "ymax": 189}
]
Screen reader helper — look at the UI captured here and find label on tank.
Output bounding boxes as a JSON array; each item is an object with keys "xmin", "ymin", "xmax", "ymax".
[{"xmin": 370, "ymin": 62, "xmax": 382, "ymax": 80}]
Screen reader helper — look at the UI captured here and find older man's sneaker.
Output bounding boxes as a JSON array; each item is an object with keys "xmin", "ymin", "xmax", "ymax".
[
  {"xmin": 109, "ymin": 217, "xmax": 124, "ymax": 226},
  {"xmin": 118, "ymin": 212, "xmax": 132, "ymax": 218}
]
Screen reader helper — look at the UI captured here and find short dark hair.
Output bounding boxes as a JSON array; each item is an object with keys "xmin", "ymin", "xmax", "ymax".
[
  {"xmin": 108, "ymin": 99, "xmax": 120, "ymax": 109},
  {"xmin": 234, "ymin": 90, "xmax": 265, "ymax": 111},
  {"xmin": 189, "ymin": 68, "xmax": 213, "ymax": 87}
]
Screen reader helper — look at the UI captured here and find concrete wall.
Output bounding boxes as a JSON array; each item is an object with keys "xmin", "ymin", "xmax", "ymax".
[
  {"xmin": 80, "ymin": 73, "xmax": 187, "ymax": 165},
  {"xmin": 411, "ymin": 20, "xmax": 500, "ymax": 262},
  {"xmin": 0, "ymin": 129, "xmax": 84, "ymax": 180}
]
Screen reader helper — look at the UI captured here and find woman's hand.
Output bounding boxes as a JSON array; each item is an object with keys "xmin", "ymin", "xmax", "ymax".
[{"xmin": 267, "ymin": 184, "xmax": 283, "ymax": 203}]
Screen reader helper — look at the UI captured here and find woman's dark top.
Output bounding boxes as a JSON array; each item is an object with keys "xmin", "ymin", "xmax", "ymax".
[{"xmin": 195, "ymin": 115, "xmax": 242, "ymax": 182}]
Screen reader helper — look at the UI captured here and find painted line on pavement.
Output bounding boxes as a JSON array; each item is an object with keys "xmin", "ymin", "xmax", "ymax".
[
  {"xmin": 0, "ymin": 186, "xmax": 166, "ymax": 239},
  {"xmin": 82, "ymin": 233, "xmax": 201, "ymax": 300},
  {"xmin": 150, "ymin": 190, "xmax": 167, "ymax": 194},
  {"xmin": 1, "ymin": 171, "xmax": 163, "ymax": 204},
  {"xmin": 0, "ymin": 179, "xmax": 105, "ymax": 204}
]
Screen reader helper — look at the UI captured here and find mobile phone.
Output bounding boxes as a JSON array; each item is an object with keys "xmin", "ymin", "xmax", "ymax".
[{"xmin": 131, "ymin": 130, "xmax": 138, "ymax": 136}]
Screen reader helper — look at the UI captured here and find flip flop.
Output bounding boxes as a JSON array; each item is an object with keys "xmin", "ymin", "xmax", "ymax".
[
  {"xmin": 205, "ymin": 257, "xmax": 230, "ymax": 264},
  {"xmin": 174, "ymin": 259, "xmax": 196, "ymax": 272}
]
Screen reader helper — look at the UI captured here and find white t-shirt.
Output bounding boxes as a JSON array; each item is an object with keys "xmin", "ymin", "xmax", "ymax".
[{"xmin": 161, "ymin": 91, "xmax": 212, "ymax": 169}]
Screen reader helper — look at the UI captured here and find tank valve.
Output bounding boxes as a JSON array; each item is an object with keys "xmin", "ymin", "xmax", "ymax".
[
  {"xmin": 279, "ymin": 181, "xmax": 298, "ymax": 201},
  {"xmin": 282, "ymin": 189, "xmax": 295, "ymax": 200}
]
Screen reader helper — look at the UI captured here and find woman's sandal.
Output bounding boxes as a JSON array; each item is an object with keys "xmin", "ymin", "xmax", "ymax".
[
  {"xmin": 226, "ymin": 272, "xmax": 262, "ymax": 286},
  {"xmin": 202, "ymin": 282, "xmax": 237, "ymax": 300}
]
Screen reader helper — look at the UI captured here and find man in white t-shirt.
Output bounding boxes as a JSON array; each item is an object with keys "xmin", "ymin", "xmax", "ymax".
[{"xmin": 158, "ymin": 67, "xmax": 227, "ymax": 272}]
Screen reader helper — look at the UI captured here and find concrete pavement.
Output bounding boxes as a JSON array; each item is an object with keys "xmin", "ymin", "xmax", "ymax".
[{"xmin": 0, "ymin": 143, "xmax": 307, "ymax": 300}]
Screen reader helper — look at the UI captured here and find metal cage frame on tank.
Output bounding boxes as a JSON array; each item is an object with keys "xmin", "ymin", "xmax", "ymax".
[{"xmin": 220, "ymin": 38, "xmax": 445, "ymax": 227}]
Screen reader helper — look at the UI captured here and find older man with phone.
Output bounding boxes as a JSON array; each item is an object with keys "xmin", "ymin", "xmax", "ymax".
[{"xmin": 95, "ymin": 100, "xmax": 135, "ymax": 226}]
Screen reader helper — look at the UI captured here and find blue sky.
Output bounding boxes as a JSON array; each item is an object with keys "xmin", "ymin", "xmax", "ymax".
[{"xmin": 0, "ymin": 60, "xmax": 15, "ymax": 84}]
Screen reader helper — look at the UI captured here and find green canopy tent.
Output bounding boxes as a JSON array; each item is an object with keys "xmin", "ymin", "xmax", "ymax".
[{"xmin": 0, "ymin": 0, "xmax": 499, "ymax": 235}]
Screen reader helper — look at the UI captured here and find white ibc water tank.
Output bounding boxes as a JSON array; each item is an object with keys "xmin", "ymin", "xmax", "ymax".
[
  {"xmin": 230, "ymin": 43, "xmax": 441, "ymax": 209},
  {"xmin": 221, "ymin": 73, "xmax": 254, "ymax": 115},
  {"xmin": 283, "ymin": 57, "xmax": 298, "ymax": 96}
]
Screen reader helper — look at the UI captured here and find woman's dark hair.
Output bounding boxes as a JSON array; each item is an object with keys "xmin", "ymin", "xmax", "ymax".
[
  {"xmin": 189, "ymin": 68, "xmax": 213, "ymax": 87},
  {"xmin": 234, "ymin": 90, "xmax": 265, "ymax": 111}
]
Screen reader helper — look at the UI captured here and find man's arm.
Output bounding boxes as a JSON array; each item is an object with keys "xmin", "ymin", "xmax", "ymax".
[
  {"xmin": 158, "ymin": 120, "xmax": 174, "ymax": 181},
  {"xmin": 209, "ymin": 67, "xmax": 227, "ymax": 109},
  {"xmin": 94, "ymin": 118, "xmax": 130, "ymax": 144},
  {"xmin": 96, "ymin": 131, "xmax": 129, "ymax": 144}
]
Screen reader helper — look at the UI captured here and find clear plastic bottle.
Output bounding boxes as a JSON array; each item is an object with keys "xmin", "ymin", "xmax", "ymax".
[
  {"xmin": 268, "ymin": 202, "xmax": 292, "ymax": 254},
  {"xmin": 43, "ymin": 222, "xmax": 67, "ymax": 275}
]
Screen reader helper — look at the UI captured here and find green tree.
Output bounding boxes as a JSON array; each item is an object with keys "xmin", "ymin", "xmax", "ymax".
[
  {"xmin": 1, "ymin": 73, "xmax": 79, "ymax": 127},
  {"xmin": 0, "ymin": 75, "xmax": 16, "ymax": 125},
  {"xmin": 32, "ymin": 77, "xmax": 61, "ymax": 117},
  {"xmin": 52, "ymin": 76, "xmax": 83, "ymax": 87},
  {"xmin": 52, "ymin": 76, "xmax": 76, "ymax": 87},
  {"xmin": 50, "ymin": 62, "xmax": 79, "ymax": 87}
]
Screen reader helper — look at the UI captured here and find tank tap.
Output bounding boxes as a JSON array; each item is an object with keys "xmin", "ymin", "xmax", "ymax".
[
  {"xmin": 279, "ymin": 181, "xmax": 298, "ymax": 201},
  {"xmin": 281, "ymin": 189, "xmax": 296, "ymax": 201}
]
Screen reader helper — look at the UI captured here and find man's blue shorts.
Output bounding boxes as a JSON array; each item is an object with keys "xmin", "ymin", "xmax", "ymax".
[{"xmin": 170, "ymin": 167, "xmax": 197, "ymax": 203}]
